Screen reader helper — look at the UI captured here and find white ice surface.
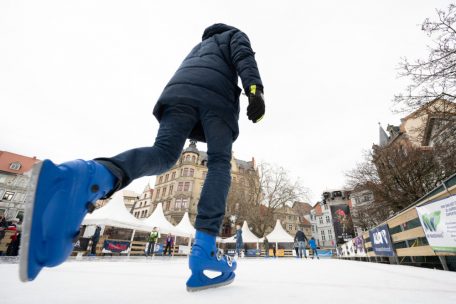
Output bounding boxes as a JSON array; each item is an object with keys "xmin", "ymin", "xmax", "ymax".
[{"xmin": 1, "ymin": 257, "xmax": 456, "ymax": 304}]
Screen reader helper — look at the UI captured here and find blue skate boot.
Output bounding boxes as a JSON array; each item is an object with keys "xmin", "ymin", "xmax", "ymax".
[
  {"xmin": 19, "ymin": 159, "xmax": 116, "ymax": 282},
  {"xmin": 186, "ymin": 230, "xmax": 237, "ymax": 292}
]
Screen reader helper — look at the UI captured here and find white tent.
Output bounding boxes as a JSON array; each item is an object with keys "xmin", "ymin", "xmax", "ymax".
[
  {"xmin": 175, "ymin": 212, "xmax": 196, "ymax": 237},
  {"xmin": 263, "ymin": 219, "xmax": 294, "ymax": 243},
  {"xmin": 222, "ymin": 221, "xmax": 260, "ymax": 243},
  {"xmin": 141, "ymin": 203, "xmax": 187, "ymax": 236},
  {"xmin": 82, "ymin": 192, "xmax": 149, "ymax": 231}
]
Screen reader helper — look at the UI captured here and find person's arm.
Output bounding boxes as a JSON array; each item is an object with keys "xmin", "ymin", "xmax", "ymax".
[{"xmin": 230, "ymin": 30, "xmax": 265, "ymax": 123}]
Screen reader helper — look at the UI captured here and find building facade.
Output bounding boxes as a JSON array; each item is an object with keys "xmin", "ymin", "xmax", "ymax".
[
  {"xmin": 131, "ymin": 185, "xmax": 153, "ymax": 218},
  {"xmin": 309, "ymin": 190, "xmax": 354, "ymax": 249},
  {"xmin": 150, "ymin": 141, "xmax": 258, "ymax": 228},
  {"xmin": 0, "ymin": 151, "xmax": 39, "ymax": 221}
]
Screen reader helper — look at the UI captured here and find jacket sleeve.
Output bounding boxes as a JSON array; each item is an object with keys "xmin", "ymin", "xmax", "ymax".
[{"xmin": 229, "ymin": 30, "xmax": 263, "ymax": 92}]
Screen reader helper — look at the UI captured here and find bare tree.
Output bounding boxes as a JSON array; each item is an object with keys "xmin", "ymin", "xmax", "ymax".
[
  {"xmin": 225, "ymin": 162, "xmax": 307, "ymax": 237},
  {"xmin": 394, "ymin": 5, "xmax": 456, "ymax": 111}
]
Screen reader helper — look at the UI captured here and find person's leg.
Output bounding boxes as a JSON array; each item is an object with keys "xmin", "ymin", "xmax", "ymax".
[
  {"xmin": 96, "ymin": 104, "xmax": 199, "ymax": 192},
  {"xmin": 186, "ymin": 110, "xmax": 235, "ymax": 291},
  {"xmin": 194, "ymin": 111, "xmax": 233, "ymax": 235},
  {"xmin": 20, "ymin": 104, "xmax": 199, "ymax": 282}
]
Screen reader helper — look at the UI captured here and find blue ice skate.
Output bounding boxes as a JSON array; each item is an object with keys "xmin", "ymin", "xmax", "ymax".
[
  {"xmin": 19, "ymin": 159, "xmax": 116, "ymax": 282},
  {"xmin": 186, "ymin": 230, "xmax": 237, "ymax": 292}
]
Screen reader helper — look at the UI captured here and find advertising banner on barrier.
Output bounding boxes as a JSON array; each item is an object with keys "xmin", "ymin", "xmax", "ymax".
[
  {"xmin": 102, "ymin": 240, "xmax": 130, "ymax": 254},
  {"xmin": 330, "ymin": 204, "xmax": 355, "ymax": 245},
  {"xmin": 416, "ymin": 195, "xmax": 456, "ymax": 253},
  {"xmin": 369, "ymin": 224, "xmax": 395, "ymax": 256},
  {"xmin": 73, "ymin": 237, "xmax": 90, "ymax": 251}
]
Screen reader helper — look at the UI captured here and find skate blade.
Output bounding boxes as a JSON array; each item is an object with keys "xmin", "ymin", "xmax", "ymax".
[
  {"xmin": 186, "ymin": 276, "xmax": 235, "ymax": 292},
  {"xmin": 19, "ymin": 161, "xmax": 43, "ymax": 282}
]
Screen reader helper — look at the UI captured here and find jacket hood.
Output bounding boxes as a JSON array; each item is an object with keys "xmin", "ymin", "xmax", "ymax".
[{"xmin": 202, "ymin": 23, "xmax": 237, "ymax": 40}]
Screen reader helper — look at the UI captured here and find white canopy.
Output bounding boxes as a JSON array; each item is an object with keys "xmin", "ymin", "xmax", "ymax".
[
  {"xmin": 222, "ymin": 221, "xmax": 260, "ymax": 243},
  {"xmin": 175, "ymin": 212, "xmax": 196, "ymax": 237},
  {"xmin": 82, "ymin": 192, "xmax": 149, "ymax": 231},
  {"xmin": 141, "ymin": 203, "xmax": 188, "ymax": 236},
  {"xmin": 263, "ymin": 219, "xmax": 294, "ymax": 243}
]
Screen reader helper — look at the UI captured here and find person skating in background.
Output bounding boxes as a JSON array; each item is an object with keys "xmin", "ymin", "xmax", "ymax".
[
  {"xmin": 20, "ymin": 23, "xmax": 264, "ymax": 291},
  {"xmin": 234, "ymin": 224, "xmax": 243, "ymax": 258},
  {"xmin": 272, "ymin": 243, "xmax": 276, "ymax": 258},
  {"xmin": 6, "ymin": 218, "xmax": 21, "ymax": 256},
  {"xmin": 89, "ymin": 226, "xmax": 101, "ymax": 256},
  {"xmin": 263, "ymin": 236, "xmax": 269, "ymax": 258},
  {"xmin": 294, "ymin": 228, "xmax": 308, "ymax": 259},
  {"xmin": 0, "ymin": 214, "xmax": 8, "ymax": 243},
  {"xmin": 309, "ymin": 237, "xmax": 319, "ymax": 259},
  {"xmin": 146, "ymin": 227, "xmax": 160, "ymax": 257},
  {"xmin": 163, "ymin": 233, "xmax": 174, "ymax": 256}
]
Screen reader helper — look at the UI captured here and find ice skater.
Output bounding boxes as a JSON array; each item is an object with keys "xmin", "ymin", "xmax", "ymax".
[
  {"xmin": 19, "ymin": 23, "xmax": 264, "ymax": 292},
  {"xmin": 294, "ymin": 228, "xmax": 308, "ymax": 258},
  {"xmin": 146, "ymin": 227, "xmax": 160, "ymax": 257},
  {"xmin": 309, "ymin": 237, "xmax": 319, "ymax": 259},
  {"xmin": 234, "ymin": 224, "xmax": 243, "ymax": 258},
  {"xmin": 163, "ymin": 233, "xmax": 174, "ymax": 256},
  {"xmin": 89, "ymin": 225, "xmax": 101, "ymax": 256}
]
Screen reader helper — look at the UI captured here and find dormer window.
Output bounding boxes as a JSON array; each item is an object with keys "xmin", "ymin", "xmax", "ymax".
[{"xmin": 9, "ymin": 162, "xmax": 21, "ymax": 171}]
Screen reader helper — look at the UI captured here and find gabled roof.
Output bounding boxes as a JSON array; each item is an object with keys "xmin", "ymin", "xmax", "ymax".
[{"xmin": 0, "ymin": 151, "xmax": 40, "ymax": 174}]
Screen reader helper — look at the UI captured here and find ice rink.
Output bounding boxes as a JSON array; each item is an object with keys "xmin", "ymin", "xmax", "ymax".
[{"xmin": 1, "ymin": 257, "xmax": 455, "ymax": 304}]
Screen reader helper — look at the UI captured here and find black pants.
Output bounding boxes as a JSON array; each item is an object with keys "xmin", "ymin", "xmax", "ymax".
[
  {"xmin": 163, "ymin": 243, "xmax": 172, "ymax": 256},
  {"xmin": 91, "ymin": 239, "xmax": 99, "ymax": 255},
  {"xmin": 146, "ymin": 241, "xmax": 155, "ymax": 256}
]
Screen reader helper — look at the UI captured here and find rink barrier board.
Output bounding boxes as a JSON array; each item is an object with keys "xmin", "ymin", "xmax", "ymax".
[{"xmin": 341, "ymin": 173, "xmax": 456, "ymax": 269}]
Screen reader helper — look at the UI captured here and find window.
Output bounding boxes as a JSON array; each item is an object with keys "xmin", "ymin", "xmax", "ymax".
[
  {"xmin": 156, "ymin": 189, "xmax": 161, "ymax": 199},
  {"xmin": 175, "ymin": 198, "xmax": 182, "ymax": 210},
  {"xmin": 159, "ymin": 176, "xmax": 163, "ymax": 184},
  {"xmin": 169, "ymin": 185, "xmax": 174, "ymax": 195},
  {"xmin": 326, "ymin": 215, "xmax": 330, "ymax": 223},
  {"xmin": 189, "ymin": 168, "xmax": 194, "ymax": 177},
  {"xmin": 9, "ymin": 162, "xmax": 21, "ymax": 170},
  {"xmin": 182, "ymin": 198, "xmax": 189, "ymax": 209},
  {"xmin": 191, "ymin": 155, "xmax": 196, "ymax": 163},
  {"xmin": 183, "ymin": 168, "xmax": 189, "ymax": 177},
  {"xmin": 328, "ymin": 229, "xmax": 332, "ymax": 235},
  {"xmin": 321, "ymin": 230, "xmax": 325, "ymax": 236},
  {"xmin": 329, "ymin": 234, "xmax": 333, "ymax": 240},
  {"xmin": 319, "ymin": 217, "xmax": 323, "ymax": 224},
  {"xmin": 185, "ymin": 155, "xmax": 191, "ymax": 161},
  {"xmin": 288, "ymin": 224, "xmax": 293, "ymax": 230},
  {"xmin": 177, "ymin": 182, "xmax": 183, "ymax": 191},
  {"xmin": 171, "ymin": 171, "xmax": 176, "ymax": 179},
  {"xmin": 184, "ymin": 182, "xmax": 190, "ymax": 192},
  {"xmin": 311, "ymin": 225, "xmax": 315, "ymax": 232},
  {"xmin": 2, "ymin": 191, "xmax": 14, "ymax": 201},
  {"xmin": 322, "ymin": 235, "xmax": 326, "ymax": 241},
  {"xmin": 165, "ymin": 174, "xmax": 169, "ymax": 182},
  {"xmin": 162, "ymin": 187, "xmax": 167, "ymax": 197}
]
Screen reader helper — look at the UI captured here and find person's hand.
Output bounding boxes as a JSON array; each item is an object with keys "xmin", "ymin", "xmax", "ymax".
[{"xmin": 247, "ymin": 85, "xmax": 265, "ymax": 123}]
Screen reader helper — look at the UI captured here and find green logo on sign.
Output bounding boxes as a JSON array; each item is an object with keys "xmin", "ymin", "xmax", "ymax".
[{"xmin": 422, "ymin": 211, "xmax": 441, "ymax": 232}]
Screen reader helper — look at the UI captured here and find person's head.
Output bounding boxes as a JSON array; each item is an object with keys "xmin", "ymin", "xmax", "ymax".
[
  {"xmin": 153, "ymin": 227, "xmax": 158, "ymax": 231},
  {"xmin": 236, "ymin": 224, "xmax": 241, "ymax": 230}
]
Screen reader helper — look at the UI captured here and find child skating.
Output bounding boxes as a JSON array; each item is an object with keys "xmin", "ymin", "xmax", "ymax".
[{"xmin": 19, "ymin": 23, "xmax": 265, "ymax": 292}]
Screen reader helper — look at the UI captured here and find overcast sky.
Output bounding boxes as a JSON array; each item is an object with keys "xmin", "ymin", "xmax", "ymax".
[{"xmin": 1, "ymin": 0, "xmax": 452, "ymax": 203}]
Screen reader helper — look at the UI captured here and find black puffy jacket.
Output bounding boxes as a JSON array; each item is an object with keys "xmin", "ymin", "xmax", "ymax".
[{"xmin": 153, "ymin": 23, "xmax": 263, "ymax": 142}]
